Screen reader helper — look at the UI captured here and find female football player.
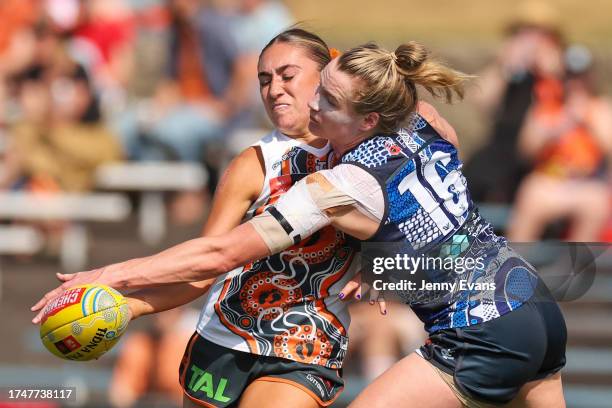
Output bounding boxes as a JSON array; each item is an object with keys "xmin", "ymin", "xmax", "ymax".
[{"xmin": 33, "ymin": 41, "xmax": 566, "ymax": 407}]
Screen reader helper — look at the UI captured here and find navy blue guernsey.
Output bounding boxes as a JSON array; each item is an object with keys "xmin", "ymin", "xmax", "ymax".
[{"xmin": 342, "ymin": 115, "xmax": 539, "ymax": 333}]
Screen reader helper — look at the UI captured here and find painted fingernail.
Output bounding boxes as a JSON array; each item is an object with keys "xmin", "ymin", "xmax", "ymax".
[
  {"xmin": 338, "ymin": 293, "xmax": 345, "ymax": 299},
  {"xmin": 383, "ymin": 310, "xmax": 387, "ymax": 315},
  {"xmin": 356, "ymin": 294, "xmax": 361, "ymax": 299}
]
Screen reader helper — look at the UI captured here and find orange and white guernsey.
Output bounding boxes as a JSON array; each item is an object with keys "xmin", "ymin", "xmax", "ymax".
[{"xmin": 196, "ymin": 130, "xmax": 358, "ymax": 369}]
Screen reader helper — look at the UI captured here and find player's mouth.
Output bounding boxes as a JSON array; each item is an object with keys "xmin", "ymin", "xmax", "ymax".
[{"xmin": 272, "ymin": 103, "xmax": 290, "ymax": 112}]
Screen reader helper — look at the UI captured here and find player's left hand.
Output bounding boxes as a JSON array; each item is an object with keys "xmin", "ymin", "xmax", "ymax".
[
  {"xmin": 30, "ymin": 268, "xmax": 105, "ymax": 324},
  {"xmin": 338, "ymin": 272, "xmax": 387, "ymax": 315}
]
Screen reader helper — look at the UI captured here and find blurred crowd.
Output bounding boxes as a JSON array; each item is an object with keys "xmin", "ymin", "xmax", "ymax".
[
  {"xmin": 0, "ymin": 0, "xmax": 292, "ymax": 215},
  {"xmin": 1, "ymin": 0, "xmax": 611, "ymax": 239},
  {"xmin": 466, "ymin": 0, "xmax": 612, "ymax": 241},
  {"xmin": 1, "ymin": 1, "xmax": 611, "ymax": 407}
]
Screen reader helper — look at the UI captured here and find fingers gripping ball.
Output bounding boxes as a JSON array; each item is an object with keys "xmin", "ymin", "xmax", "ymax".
[{"xmin": 40, "ymin": 284, "xmax": 130, "ymax": 361}]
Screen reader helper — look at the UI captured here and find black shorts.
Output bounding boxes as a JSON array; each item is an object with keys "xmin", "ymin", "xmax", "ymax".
[
  {"xmin": 179, "ymin": 333, "xmax": 344, "ymax": 407},
  {"xmin": 418, "ymin": 281, "xmax": 567, "ymax": 405}
]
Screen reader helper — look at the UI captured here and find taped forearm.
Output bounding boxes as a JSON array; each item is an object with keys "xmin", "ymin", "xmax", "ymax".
[
  {"xmin": 248, "ymin": 173, "xmax": 357, "ymax": 254},
  {"xmin": 249, "ymin": 209, "xmax": 300, "ymax": 254}
]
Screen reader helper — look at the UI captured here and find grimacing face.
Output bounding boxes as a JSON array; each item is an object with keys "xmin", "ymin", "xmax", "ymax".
[
  {"xmin": 308, "ymin": 58, "xmax": 366, "ymax": 144},
  {"xmin": 258, "ymin": 42, "xmax": 322, "ymax": 137}
]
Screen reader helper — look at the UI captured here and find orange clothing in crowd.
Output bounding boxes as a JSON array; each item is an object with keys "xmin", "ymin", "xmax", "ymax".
[
  {"xmin": 0, "ymin": 0, "xmax": 39, "ymax": 53},
  {"xmin": 177, "ymin": 26, "xmax": 211, "ymax": 101},
  {"xmin": 531, "ymin": 77, "xmax": 604, "ymax": 179}
]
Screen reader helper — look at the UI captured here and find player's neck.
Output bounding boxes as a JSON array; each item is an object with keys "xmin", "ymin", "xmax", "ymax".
[{"xmin": 285, "ymin": 131, "xmax": 328, "ymax": 148}]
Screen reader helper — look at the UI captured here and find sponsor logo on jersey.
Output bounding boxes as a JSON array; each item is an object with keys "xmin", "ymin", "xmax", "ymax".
[
  {"xmin": 271, "ymin": 147, "xmax": 299, "ymax": 170},
  {"xmin": 340, "ymin": 335, "xmax": 349, "ymax": 351},
  {"xmin": 384, "ymin": 141, "xmax": 402, "ymax": 156}
]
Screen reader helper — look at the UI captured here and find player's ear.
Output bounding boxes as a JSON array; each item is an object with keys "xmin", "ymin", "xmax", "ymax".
[{"xmin": 359, "ymin": 112, "xmax": 379, "ymax": 132}]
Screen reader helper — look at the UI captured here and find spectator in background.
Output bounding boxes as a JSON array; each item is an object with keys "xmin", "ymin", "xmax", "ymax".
[
  {"xmin": 230, "ymin": 0, "xmax": 293, "ymax": 54},
  {"xmin": 0, "ymin": 0, "xmax": 42, "ymax": 138},
  {"xmin": 0, "ymin": 26, "xmax": 122, "ymax": 193},
  {"xmin": 0, "ymin": 24, "xmax": 122, "ymax": 255},
  {"xmin": 222, "ymin": 0, "xmax": 294, "ymax": 153},
  {"xmin": 71, "ymin": 0, "xmax": 136, "ymax": 116},
  {"xmin": 464, "ymin": 0, "xmax": 564, "ymax": 203},
  {"xmin": 508, "ymin": 46, "xmax": 612, "ymax": 241},
  {"xmin": 0, "ymin": 0, "xmax": 41, "ymax": 73},
  {"xmin": 113, "ymin": 0, "xmax": 253, "ymax": 163},
  {"xmin": 113, "ymin": 0, "xmax": 257, "ymax": 223}
]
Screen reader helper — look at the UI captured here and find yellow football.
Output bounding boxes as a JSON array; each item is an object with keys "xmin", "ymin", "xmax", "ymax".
[{"xmin": 39, "ymin": 284, "xmax": 130, "ymax": 361}]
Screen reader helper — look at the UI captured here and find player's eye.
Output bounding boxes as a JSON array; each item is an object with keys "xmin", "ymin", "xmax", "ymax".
[{"xmin": 323, "ymin": 93, "xmax": 337, "ymax": 108}]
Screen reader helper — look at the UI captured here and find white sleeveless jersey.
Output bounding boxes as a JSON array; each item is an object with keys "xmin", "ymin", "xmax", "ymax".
[{"xmin": 196, "ymin": 130, "xmax": 358, "ymax": 369}]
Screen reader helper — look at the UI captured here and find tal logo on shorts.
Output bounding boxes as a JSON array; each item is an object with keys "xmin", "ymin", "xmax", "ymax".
[{"xmin": 188, "ymin": 364, "xmax": 231, "ymax": 403}]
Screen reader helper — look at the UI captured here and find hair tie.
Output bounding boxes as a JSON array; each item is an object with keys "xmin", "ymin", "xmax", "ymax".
[{"xmin": 329, "ymin": 48, "xmax": 341, "ymax": 59}]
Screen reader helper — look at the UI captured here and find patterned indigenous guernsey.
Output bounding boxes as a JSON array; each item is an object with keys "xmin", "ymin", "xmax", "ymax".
[
  {"xmin": 197, "ymin": 130, "xmax": 356, "ymax": 369},
  {"xmin": 342, "ymin": 115, "xmax": 539, "ymax": 333}
]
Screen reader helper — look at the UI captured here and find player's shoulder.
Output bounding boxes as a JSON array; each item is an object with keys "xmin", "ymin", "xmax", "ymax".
[
  {"xmin": 342, "ymin": 135, "xmax": 401, "ymax": 169},
  {"xmin": 254, "ymin": 129, "xmax": 303, "ymax": 152},
  {"xmin": 254, "ymin": 129, "xmax": 282, "ymax": 145},
  {"xmin": 416, "ymin": 101, "xmax": 459, "ymax": 148},
  {"xmin": 224, "ymin": 145, "xmax": 265, "ymax": 187}
]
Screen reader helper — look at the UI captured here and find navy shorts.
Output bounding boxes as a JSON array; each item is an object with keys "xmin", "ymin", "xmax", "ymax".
[
  {"xmin": 179, "ymin": 333, "xmax": 344, "ymax": 407},
  {"xmin": 418, "ymin": 281, "xmax": 567, "ymax": 405}
]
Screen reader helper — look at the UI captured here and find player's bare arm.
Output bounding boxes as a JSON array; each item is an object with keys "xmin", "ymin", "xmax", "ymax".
[
  {"xmin": 123, "ymin": 147, "xmax": 266, "ymax": 320},
  {"xmin": 31, "ymin": 167, "xmax": 376, "ymax": 323}
]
